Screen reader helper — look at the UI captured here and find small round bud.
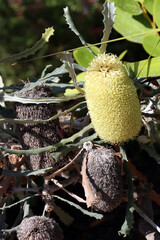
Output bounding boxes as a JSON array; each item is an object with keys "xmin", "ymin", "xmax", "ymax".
[
  {"xmin": 84, "ymin": 147, "xmax": 123, "ymax": 212},
  {"xmin": 17, "ymin": 216, "xmax": 63, "ymax": 240}
]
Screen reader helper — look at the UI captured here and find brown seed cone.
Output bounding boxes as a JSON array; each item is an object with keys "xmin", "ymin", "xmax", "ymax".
[
  {"xmin": 14, "ymin": 85, "xmax": 67, "ymax": 170},
  {"xmin": 84, "ymin": 147, "xmax": 123, "ymax": 212},
  {"xmin": 17, "ymin": 216, "xmax": 63, "ymax": 240}
]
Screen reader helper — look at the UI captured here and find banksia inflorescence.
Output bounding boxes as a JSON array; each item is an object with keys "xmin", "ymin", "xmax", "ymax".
[
  {"xmin": 82, "ymin": 147, "xmax": 123, "ymax": 212},
  {"xmin": 14, "ymin": 85, "xmax": 67, "ymax": 170},
  {"xmin": 84, "ymin": 53, "xmax": 142, "ymax": 144},
  {"xmin": 17, "ymin": 216, "xmax": 63, "ymax": 240}
]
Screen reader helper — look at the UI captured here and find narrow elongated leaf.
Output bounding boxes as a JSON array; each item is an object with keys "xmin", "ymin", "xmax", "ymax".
[
  {"xmin": 51, "ymin": 132, "xmax": 98, "ymax": 161},
  {"xmin": 0, "ymin": 27, "xmax": 54, "ymax": 63},
  {"xmin": 0, "ymin": 101, "xmax": 86, "ymax": 124},
  {"xmin": 0, "ymin": 123, "xmax": 93, "ymax": 156},
  {"xmin": 3, "ymin": 167, "xmax": 55, "ymax": 177},
  {"xmin": 119, "ymin": 149, "xmax": 134, "ymax": 236},
  {"xmin": 153, "ymin": 0, "xmax": 160, "ymax": 28},
  {"xmin": 0, "ymin": 92, "xmax": 84, "ymax": 104},
  {"xmin": 63, "ymin": 7, "xmax": 95, "ymax": 56},
  {"xmin": 100, "ymin": 1, "xmax": 116, "ymax": 54},
  {"xmin": 54, "ymin": 195, "xmax": 103, "ymax": 219}
]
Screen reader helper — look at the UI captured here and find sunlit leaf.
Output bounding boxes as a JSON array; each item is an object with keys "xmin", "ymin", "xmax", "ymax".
[
  {"xmin": 143, "ymin": 34, "xmax": 160, "ymax": 56},
  {"xmin": 144, "ymin": 0, "xmax": 154, "ymax": 15},
  {"xmin": 100, "ymin": 1, "xmax": 116, "ymax": 54},
  {"xmin": 114, "ymin": 7, "xmax": 152, "ymax": 43},
  {"xmin": 109, "ymin": 0, "xmax": 142, "ymax": 15},
  {"xmin": 153, "ymin": 0, "xmax": 160, "ymax": 28},
  {"xmin": 73, "ymin": 46, "xmax": 99, "ymax": 68},
  {"xmin": 125, "ymin": 56, "xmax": 160, "ymax": 78}
]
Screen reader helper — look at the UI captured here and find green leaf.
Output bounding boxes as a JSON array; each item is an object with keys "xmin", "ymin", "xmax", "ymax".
[
  {"xmin": 0, "ymin": 27, "xmax": 54, "ymax": 63},
  {"xmin": 3, "ymin": 167, "xmax": 54, "ymax": 177},
  {"xmin": 143, "ymin": 34, "xmax": 160, "ymax": 56},
  {"xmin": 153, "ymin": 0, "xmax": 160, "ymax": 28},
  {"xmin": 109, "ymin": 0, "xmax": 142, "ymax": 15},
  {"xmin": 119, "ymin": 154, "xmax": 134, "ymax": 236},
  {"xmin": 100, "ymin": 1, "xmax": 116, "ymax": 54},
  {"xmin": 114, "ymin": 7, "xmax": 152, "ymax": 43},
  {"xmin": 0, "ymin": 91, "xmax": 84, "ymax": 104},
  {"xmin": 73, "ymin": 46, "xmax": 99, "ymax": 68},
  {"xmin": 144, "ymin": 0, "xmax": 154, "ymax": 15},
  {"xmin": 64, "ymin": 72, "xmax": 85, "ymax": 97},
  {"xmin": 125, "ymin": 56, "xmax": 160, "ymax": 78},
  {"xmin": 54, "ymin": 195, "xmax": 103, "ymax": 220},
  {"xmin": 63, "ymin": 6, "xmax": 95, "ymax": 56}
]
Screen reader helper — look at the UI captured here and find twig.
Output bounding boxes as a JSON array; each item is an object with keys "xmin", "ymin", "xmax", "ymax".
[
  {"xmin": 46, "ymin": 148, "xmax": 84, "ymax": 180},
  {"xmin": 52, "ymin": 179, "xmax": 86, "ymax": 203},
  {"xmin": 134, "ymin": 204, "xmax": 160, "ymax": 234}
]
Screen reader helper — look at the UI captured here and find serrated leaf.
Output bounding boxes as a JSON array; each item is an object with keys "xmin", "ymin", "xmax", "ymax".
[
  {"xmin": 144, "ymin": 0, "xmax": 154, "ymax": 15},
  {"xmin": 51, "ymin": 132, "xmax": 98, "ymax": 161},
  {"xmin": 0, "ymin": 91, "xmax": 84, "ymax": 104},
  {"xmin": 125, "ymin": 56, "xmax": 160, "ymax": 78},
  {"xmin": 100, "ymin": 1, "xmax": 116, "ymax": 54},
  {"xmin": 109, "ymin": 0, "xmax": 142, "ymax": 15},
  {"xmin": 73, "ymin": 46, "xmax": 99, "ymax": 68},
  {"xmin": 63, "ymin": 6, "xmax": 95, "ymax": 57},
  {"xmin": 0, "ymin": 27, "xmax": 54, "ymax": 63},
  {"xmin": 153, "ymin": 0, "xmax": 160, "ymax": 28},
  {"xmin": 114, "ymin": 7, "xmax": 152, "ymax": 43},
  {"xmin": 0, "ymin": 123, "xmax": 93, "ymax": 156},
  {"xmin": 54, "ymin": 195, "xmax": 103, "ymax": 219},
  {"xmin": 143, "ymin": 34, "xmax": 160, "ymax": 56}
]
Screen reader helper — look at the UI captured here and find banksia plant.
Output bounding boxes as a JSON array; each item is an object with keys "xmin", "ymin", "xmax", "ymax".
[
  {"xmin": 84, "ymin": 53, "xmax": 142, "ymax": 144},
  {"xmin": 17, "ymin": 216, "xmax": 63, "ymax": 240},
  {"xmin": 14, "ymin": 85, "xmax": 67, "ymax": 170},
  {"xmin": 82, "ymin": 147, "xmax": 123, "ymax": 212}
]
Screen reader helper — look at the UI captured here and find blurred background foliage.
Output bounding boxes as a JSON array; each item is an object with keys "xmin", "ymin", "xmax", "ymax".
[{"xmin": 0, "ymin": 0, "xmax": 149, "ymax": 86}]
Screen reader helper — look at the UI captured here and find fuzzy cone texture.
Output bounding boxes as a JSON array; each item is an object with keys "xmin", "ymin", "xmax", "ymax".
[
  {"xmin": 17, "ymin": 216, "xmax": 63, "ymax": 240},
  {"xmin": 14, "ymin": 85, "xmax": 67, "ymax": 170},
  {"xmin": 86, "ymin": 147, "xmax": 123, "ymax": 212},
  {"xmin": 84, "ymin": 53, "xmax": 142, "ymax": 143}
]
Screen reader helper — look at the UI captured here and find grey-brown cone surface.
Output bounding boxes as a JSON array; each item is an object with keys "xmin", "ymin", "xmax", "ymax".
[
  {"xmin": 17, "ymin": 216, "xmax": 63, "ymax": 240},
  {"xmin": 86, "ymin": 148, "xmax": 123, "ymax": 212},
  {"xmin": 14, "ymin": 85, "xmax": 67, "ymax": 170}
]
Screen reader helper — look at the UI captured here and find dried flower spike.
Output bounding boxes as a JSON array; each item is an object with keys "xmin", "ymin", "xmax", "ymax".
[
  {"xmin": 17, "ymin": 216, "xmax": 63, "ymax": 240},
  {"xmin": 14, "ymin": 85, "xmax": 67, "ymax": 170},
  {"xmin": 84, "ymin": 53, "xmax": 142, "ymax": 144},
  {"xmin": 82, "ymin": 147, "xmax": 123, "ymax": 212}
]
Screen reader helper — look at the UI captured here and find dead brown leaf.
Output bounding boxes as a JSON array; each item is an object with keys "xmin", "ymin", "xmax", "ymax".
[{"xmin": 81, "ymin": 154, "xmax": 97, "ymax": 208}]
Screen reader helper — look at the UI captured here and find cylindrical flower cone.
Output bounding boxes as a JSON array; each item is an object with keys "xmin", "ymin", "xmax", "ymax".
[{"xmin": 84, "ymin": 53, "xmax": 142, "ymax": 144}]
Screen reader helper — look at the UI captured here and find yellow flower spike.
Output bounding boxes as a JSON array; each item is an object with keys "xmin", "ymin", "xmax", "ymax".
[{"xmin": 84, "ymin": 53, "xmax": 142, "ymax": 144}]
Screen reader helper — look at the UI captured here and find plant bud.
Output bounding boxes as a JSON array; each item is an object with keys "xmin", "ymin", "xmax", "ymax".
[
  {"xmin": 14, "ymin": 85, "xmax": 67, "ymax": 170},
  {"xmin": 83, "ymin": 147, "xmax": 123, "ymax": 212},
  {"xmin": 84, "ymin": 53, "xmax": 142, "ymax": 144},
  {"xmin": 17, "ymin": 216, "xmax": 63, "ymax": 240}
]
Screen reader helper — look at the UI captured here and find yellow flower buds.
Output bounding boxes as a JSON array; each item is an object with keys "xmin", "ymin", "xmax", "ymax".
[{"xmin": 84, "ymin": 54, "xmax": 142, "ymax": 144}]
